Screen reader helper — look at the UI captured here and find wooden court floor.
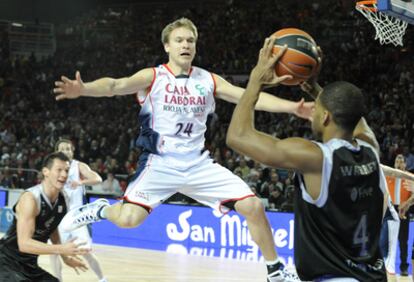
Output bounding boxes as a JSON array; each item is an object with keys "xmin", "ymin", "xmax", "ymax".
[
  {"xmin": 39, "ymin": 243, "xmax": 267, "ymax": 282},
  {"xmin": 36, "ymin": 243, "xmax": 413, "ymax": 282}
]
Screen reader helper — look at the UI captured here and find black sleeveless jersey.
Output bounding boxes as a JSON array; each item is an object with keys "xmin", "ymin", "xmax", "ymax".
[
  {"xmin": 294, "ymin": 139, "xmax": 386, "ymax": 281},
  {"xmin": 0, "ymin": 184, "xmax": 68, "ymax": 266}
]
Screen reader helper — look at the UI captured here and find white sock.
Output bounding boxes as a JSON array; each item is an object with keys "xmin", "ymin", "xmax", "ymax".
[
  {"xmin": 98, "ymin": 206, "xmax": 108, "ymax": 219},
  {"xmin": 83, "ymin": 253, "xmax": 105, "ymax": 279},
  {"xmin": 266, "ymin": 258, "xmax": 281, "ymax": 266}
]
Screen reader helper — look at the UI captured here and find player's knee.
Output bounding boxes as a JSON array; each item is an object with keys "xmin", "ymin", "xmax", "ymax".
[
  {"xmin": 236, "ymin": 196, "xmax": 264, "ymax": 218},
  {"xmin": 116, "ymin": 212, "xmax": 141, "ymax": 228},
  {"xmin": 116, "ymin": 205, "xmax": 148, "ymax": 228}
]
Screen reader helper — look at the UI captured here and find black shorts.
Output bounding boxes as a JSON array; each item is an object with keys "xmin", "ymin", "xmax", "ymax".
[{"xmin": 0, "ymin": 248, "xmax": 58, "ymax": 282}]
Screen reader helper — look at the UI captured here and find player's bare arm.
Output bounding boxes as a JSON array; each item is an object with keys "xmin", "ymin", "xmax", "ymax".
[
  {"xmin": 54, "ymin": 68, "xmax": 154, "ymax": 100},
  {"xmin": 227, "ymin": 38, "xmax": 323, "ymax": 196},
  {"xmin": 352, "ymin": 117, "xmax": 380, "ymax": 153},
  {"xmin": 16, "ymin": 192, "xmax": 89, "ymax": 256},
  {"xmin": 75, "ymin": 162, "xmax": 103, "ymax": 187},
  {"xmin": 213, "ymin": 73, "xmax": 314, "ymax": 120},
  {"xmin": 381, "ymin": 164, "xmax": 414, "ymax": 181}
]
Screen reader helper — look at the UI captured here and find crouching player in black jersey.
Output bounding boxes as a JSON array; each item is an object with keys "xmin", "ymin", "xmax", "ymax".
[
  {"xmin": 227, "ymin": 38, "xmax": 389, "ymax": 281},
  {"xmin": 0, "ymin": 152, "xmax": 90, "ymax": 282}
]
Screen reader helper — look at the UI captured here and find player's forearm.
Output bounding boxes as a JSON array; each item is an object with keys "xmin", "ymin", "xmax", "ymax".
[
  {"xmin": 227, "ymin": 79, "xmax": 261, "ymax": 148},
  {"xmin": 18, "ymin": 238, "xmax": 64, "ymax": 255},
  {"xmin": 255, "ymin": 92, "xmax": 297, "ymax": 113},
  {"xmin": 81, "ymin": 178, "xmax": 102, "ymax": 186},
  {"xmin": 82, "ymin": 77, "xmax": 118, "ymax": 97},
  {"xmin": 381, "ymin": 164, "xmax": 414, "ymax": 181}
]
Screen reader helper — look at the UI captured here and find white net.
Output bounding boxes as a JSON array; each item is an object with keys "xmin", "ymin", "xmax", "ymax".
[{"xmin": 356, "ymin": 2, "xmax": 408, "ymax": 46}]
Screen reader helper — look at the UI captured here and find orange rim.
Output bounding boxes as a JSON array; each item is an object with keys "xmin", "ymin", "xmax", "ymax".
[{"xmin": 356, "ymin": 0, "xmax": 377, "ymax": 11}]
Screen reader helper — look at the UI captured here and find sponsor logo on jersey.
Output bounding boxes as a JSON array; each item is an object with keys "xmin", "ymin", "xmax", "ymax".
[{"xmin": 135, "ymin": 191, "xmax": 150, "ymax": 201}]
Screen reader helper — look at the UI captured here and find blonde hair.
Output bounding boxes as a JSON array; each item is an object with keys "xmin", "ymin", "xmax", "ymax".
[{"xmin": 161, "ymin": 18, "xmax": 198, "ymax": 44}]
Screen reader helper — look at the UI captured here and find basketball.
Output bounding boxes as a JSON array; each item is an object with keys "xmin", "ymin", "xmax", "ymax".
[{"xmin": 272, "ymin": 28, "xmax": 319, "ymax": 86}]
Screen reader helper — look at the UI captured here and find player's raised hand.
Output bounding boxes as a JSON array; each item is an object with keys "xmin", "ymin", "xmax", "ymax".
[
  {"xmin": 251, "ymin": 37, "xmax": 292, "ymax": 87},
  {"xmin": 54, "ymin": 71, "xmax": 84, "ymax": 101}
]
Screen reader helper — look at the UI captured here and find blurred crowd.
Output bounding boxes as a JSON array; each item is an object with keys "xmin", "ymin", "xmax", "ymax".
[{"xmin": 1, "ymin": 0, "xmax": 414, "ymax": 211}]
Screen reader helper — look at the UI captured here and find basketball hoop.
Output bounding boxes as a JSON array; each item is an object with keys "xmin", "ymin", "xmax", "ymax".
[{"xmin": 356, "ymin": 0, "xmax": 408, "ymax": 46}]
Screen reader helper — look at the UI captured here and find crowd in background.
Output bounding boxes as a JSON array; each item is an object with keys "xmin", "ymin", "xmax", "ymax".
[{"xmin": 1, "ymin": 0, "xmax": 414, "ymax": 211}]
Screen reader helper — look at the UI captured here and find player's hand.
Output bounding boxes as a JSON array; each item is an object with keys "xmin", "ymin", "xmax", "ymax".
[
  {"xmin": 54, "ymin": 71, "xmax": 84, "ymax": 101},
  {"xmin": 62, "ymin": 255, "xmax": 88, "ymax": 274},
  {"xmin": 60, "ymin": 237, "xmax": 91, "ymax": 256},
  {"xmin": 399, "ymin": 200, "xmax": 412, "ymax": 219},
  {"xmin": 293, "ymin": 98, "xmax": 314, "ymax": 121},
  {"xmin": 300, "ymin": 46, "xmax": 323, "ymax": 99},
  {"xmin": 403, "ymin": 180, "xmax": 414, "ymax": 192},
  {"xmin": 250, "ymin": 37, "xmax": 292, "ymax": 87}
]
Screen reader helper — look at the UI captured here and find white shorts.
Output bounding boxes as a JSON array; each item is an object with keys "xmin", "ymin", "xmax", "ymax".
[{"xmin": 123, "ymin": 151, "xmax": 254, "ymax": 213}]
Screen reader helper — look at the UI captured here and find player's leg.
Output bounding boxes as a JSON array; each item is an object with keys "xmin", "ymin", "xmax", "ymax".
[
  {"xmin": 234, "ymin": 196, "xmax": 276, "ymax": 259},
  {"xmin": 70, "ymin": 226, "xmax": 106, "ymax": 281},
  {"xmin": 398, "ymin": 207, "xmax": 410, "ymax": 276},
  {"xmin": 60, "ymin": 155, "xmax": 181, "ymax": 231},
  {"xmin": 100, "ymin": 202, "xmax": 149, "ymax": 228},
  {"xmin": 380, "ymin": 207, "xmax": 400, "ymax": 281},
  {"xmin": 184, "ymin": 159, "xmax": 299, "ymax": 282},
  {"xmin": 49, "ymin": 254, "xmax": 63, "ymax": 281},
  {"xmin": 49, "ymin": 228, "xmax": 71, "ymax": 281}
]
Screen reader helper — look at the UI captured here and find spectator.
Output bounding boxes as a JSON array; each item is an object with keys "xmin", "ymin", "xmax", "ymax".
[{"xmin": 101, "ymin": 171, "xmax": 123, "ymax": 196}]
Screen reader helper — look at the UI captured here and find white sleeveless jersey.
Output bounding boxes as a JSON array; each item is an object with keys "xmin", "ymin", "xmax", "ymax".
[
  {"xmin": 64, "ymin": 159, "xmax": 85, "ymax": 209},
  {"xmin": 136, "ymin": 64, "xmax": 216, "ymax": 155}
]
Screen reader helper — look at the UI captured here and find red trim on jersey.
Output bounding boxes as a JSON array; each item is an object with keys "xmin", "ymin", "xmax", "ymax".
[
  {"xmin": 210, "ymin": 73, "xmax": 217, "ymax": 96},
  {"xmin": 123, "ymin": 196, "xmax": 153, "ymax": 213},
  {"xmin": 136, "ymin": 67, "xmax": 156, "ymax": 105},
  {"xmin": 149, "ymin": 91, "xmax": 155, "ymax": 128},
  {"xmin": 162, "ymin": 64, "xmax": 193, "ymax": 76},
  {"xmin": 219, "ymin": 194, "xmax": 256, "ymax": 214},
  {"xmin": 163, "ymin": 64, "xmax": 175, "ymax": 76}
]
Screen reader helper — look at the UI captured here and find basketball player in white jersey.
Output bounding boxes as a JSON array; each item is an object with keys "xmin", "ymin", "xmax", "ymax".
[
  {"xmin": 53, "ymin": 18, "xmax": 315, "ymax": 281},
  {"xmin": 51, "ymin": 139, "xmax": 107, "ymax": 282}
]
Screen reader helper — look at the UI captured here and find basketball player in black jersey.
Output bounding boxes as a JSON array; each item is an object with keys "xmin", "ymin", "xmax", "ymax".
[
  {"xmin": 0, "ymin": 152, "xmax": 90, "ymax": 282},
  {"xmin": 227, "ymin": 38, "xmax": 388, "ymax": 281}
]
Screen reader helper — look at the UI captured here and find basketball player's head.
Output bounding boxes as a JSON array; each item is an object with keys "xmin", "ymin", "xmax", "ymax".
[
  {"xmin": 162, "ymin": 18, "xmax": 198, "ymax": 67},
  {"xmin": 42, "ymin": 152, "xmax": 70, "ymax": 190},
  {"xmin": 394, "ymin": 154, "xmax": 406, "ymax": 170},
  {"xmin": 311, "ymin": 81, "xmax": 365, "ymax": 140},
  {"xmin": 55, "ymin": 138, "xmax": 75, "ymax": 160}
]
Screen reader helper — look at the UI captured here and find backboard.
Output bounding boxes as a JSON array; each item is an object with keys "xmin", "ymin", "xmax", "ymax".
[{"xmin": 377, "ymin": 0, "xmax": 414, "ymax": 24}]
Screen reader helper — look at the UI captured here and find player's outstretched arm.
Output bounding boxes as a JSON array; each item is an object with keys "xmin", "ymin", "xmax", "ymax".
[
  {"xmin": 214, "ymin": 74, "xmax": 314, "ymax": 120},
  {"xmin": 16, "ymin": 193, "xmax": 90, "ymax": 256},
  {"xmin": 54, "ymin": 68, "xmax": 154, "ymax": 100},
  {"xmin": 381, "ymin": 164, "xmax": 414, "ymax": 181}
]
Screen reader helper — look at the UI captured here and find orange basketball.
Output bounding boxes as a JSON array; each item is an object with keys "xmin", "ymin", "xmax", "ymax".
[{"xmin": 272, "ymin": 28, "xmax": 319, "ymax": 86}]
